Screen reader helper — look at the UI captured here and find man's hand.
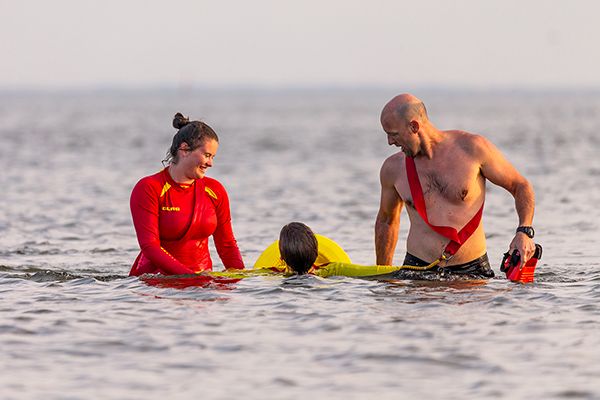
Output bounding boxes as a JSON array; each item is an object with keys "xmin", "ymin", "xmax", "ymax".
[{"xmin": 508, "ymin": 233, "xmax": 536, "ymax": 266}]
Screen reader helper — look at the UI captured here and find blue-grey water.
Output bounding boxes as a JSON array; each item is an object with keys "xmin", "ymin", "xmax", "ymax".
[{"xmin": 1, "ymin": 88, "xmax": 599, "ymax": 399}]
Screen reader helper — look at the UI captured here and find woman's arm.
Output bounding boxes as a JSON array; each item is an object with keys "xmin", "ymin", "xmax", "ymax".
[
  {"xmin": 130, "ymin": 179, "xmax": 194, "ymax": 275},
  {"xmin": 209, "ymin": 181, "xmax": 245, "ymax": 270}
]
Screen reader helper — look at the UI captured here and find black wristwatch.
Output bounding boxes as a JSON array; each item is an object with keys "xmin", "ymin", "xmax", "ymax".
[{"xmin": 516, "ymin": 226, "xmax": 535, "ymax": 239}]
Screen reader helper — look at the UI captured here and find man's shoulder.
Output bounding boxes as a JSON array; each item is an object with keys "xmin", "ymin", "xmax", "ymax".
[
  {"xmin": 383, "ymin": 151, "xmax": 405, "ymax": 165},
  {"xmin": 446, "ymin": 130, "xmax": 491, "ymax": 157},
  {"xmin": 381, "ymin": 152, "xmax": 405, "ymax": 174},
  {"xmin": 446, "ymin": 129, "xmax": 484, "ymax": 141}
]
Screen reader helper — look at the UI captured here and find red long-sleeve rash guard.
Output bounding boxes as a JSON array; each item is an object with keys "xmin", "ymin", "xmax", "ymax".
[{"xmin": 129, "ymin": 168, "xmax": 244, "ymax": 276}]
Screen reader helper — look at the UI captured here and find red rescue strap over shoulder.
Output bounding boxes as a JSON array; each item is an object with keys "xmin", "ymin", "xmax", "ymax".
[{"xmin": 405, "ymin": 156, "xmax": 484, "ymax": 257}]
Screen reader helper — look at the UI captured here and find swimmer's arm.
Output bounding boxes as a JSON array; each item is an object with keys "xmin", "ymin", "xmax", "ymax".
[
  {"xmin": 375, "ymin": 157, "xmax": 404, "ymax": 265},
  {"xmin": 476, "ymin": 135, "xmax": 536, "ymax": 261}
]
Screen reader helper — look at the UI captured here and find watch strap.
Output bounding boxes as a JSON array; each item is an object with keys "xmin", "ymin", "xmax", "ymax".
[{"xmin": 516, "ymin": 226, "xmax": 535, "ymax": 238}]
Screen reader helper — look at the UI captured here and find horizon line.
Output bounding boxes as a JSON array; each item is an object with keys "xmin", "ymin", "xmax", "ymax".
[{"xmin": 1, "ymin": 82, "xmax": 599, "ymax": 95}]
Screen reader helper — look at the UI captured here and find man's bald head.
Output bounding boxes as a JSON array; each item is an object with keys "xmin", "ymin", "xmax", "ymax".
[{"xmin": 381, "ymin": 94, "xmax": 428, "ymax": 125}]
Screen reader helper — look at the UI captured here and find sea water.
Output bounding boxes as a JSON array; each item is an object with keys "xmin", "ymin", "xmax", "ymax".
[{"xmin": 0, "ymin": 89, "xmax": 599, "ymax": 399}]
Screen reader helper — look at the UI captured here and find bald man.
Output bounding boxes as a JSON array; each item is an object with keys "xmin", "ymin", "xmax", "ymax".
[{"xmin": 375, "ymin": 94, "xmax": 535, "ymax": 279}]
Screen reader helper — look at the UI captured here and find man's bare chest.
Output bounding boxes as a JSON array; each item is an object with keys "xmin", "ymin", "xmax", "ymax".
[{"xmin": 398, "ymin": 162, "xmax": 483, "ymax": 208}]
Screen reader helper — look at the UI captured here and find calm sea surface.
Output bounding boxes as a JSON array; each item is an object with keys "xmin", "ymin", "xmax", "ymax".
[{"xmin": 1, "ymin": 89, "xmax": 599, "ymax": 399}]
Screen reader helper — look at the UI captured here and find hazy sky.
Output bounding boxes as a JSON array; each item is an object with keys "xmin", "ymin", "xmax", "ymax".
[{"xmin": 1, "ymin": 0, "xmax": 598, "ymax": 89}]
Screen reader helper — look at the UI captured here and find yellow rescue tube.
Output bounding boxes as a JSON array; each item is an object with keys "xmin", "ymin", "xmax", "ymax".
[
  {"xmin": 253, "ymin": 234, "xmax": 352, "ymax": 269},
  {"xmin": 311, "ymin": 262, "xmax": 401, "ymax": 278}
]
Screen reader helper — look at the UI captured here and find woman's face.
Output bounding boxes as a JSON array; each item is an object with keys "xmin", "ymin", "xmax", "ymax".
[{"xmin": 180, "ymin": 139, "xmax": 219, "ymax": 180}]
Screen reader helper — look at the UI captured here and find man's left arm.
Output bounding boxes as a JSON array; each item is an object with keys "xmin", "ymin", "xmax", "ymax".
[{"xmin": 474, "ymin": 135, "xmax": 536, "ymax": 263}]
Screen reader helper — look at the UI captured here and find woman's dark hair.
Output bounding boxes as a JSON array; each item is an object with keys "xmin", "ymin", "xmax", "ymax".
[
  {"xmin": 163, "ymin": 112, "xmax": 219, "ymax": 165},
  {"xmin": 279, "ymin": 222, "xmax": 318, "ymax": 275}
]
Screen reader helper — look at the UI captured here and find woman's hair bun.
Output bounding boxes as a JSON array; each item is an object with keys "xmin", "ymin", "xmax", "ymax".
[{"xmin": 173, "ymin": 112, "xmax": 190, "ymax": 129}]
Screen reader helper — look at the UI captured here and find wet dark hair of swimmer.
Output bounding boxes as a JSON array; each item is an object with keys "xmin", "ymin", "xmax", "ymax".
[
  {"xmin": 163, "ymin": 112, "xmax": 219, "ymax": 165},
  {"xmin": 279, "ymin": 222, "xmax": 319, "ymax": 275}
]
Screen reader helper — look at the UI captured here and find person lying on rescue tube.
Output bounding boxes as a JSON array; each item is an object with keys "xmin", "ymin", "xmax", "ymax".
[
  {"xmin": 129, "ymin": 113, "xmax": 245, "ymax": 276},
  {"xmin": 277, "ymin": 222, "xmax": 399, "ymax": 278},
  {"xmin": 276, "ymin": 222, "xmax": 495, "ymax": 280}
]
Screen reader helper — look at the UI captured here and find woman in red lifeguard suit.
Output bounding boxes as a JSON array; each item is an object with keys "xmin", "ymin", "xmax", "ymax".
[{"xmin": 129, "ymin": 113, "xmax": 244, "ymax": 276}]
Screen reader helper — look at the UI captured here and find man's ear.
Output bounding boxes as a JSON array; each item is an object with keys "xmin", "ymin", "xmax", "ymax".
[{"xmin": 409, "ymin": 120, "xmax": 420, "ymax": 134}]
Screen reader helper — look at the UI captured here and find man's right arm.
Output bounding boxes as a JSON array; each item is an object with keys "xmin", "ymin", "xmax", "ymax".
[
  {"xmin": 473, "ymin": 135, "xmax": 536, "ymax": 263},
  {"xmin": 375, "ymin": 157, "xmax": 404, "ymax": 265}
]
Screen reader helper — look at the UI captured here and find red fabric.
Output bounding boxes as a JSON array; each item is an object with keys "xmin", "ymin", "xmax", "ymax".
[
  {"xmin": 405, "ymin": 156, "xmax": 483, "ymax": 257},
  {"xmin": 129, "ymin": 168, "xmax": 244, "ymax": 276}
]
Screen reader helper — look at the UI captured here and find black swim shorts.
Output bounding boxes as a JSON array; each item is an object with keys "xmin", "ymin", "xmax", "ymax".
[{"xmin": 387, "ymin": 253, "xmax": 495, "ymax": 280}]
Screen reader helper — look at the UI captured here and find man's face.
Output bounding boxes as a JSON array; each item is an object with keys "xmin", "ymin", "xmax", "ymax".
[{"xmin": 381, "ymin": 113, "xmax": 416, "ymax": 156}]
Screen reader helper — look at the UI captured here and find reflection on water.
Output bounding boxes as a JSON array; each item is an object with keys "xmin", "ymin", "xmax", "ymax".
[{"xmin": 1, "ymin": 89, "xmax": 600, "ymax": 399}]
